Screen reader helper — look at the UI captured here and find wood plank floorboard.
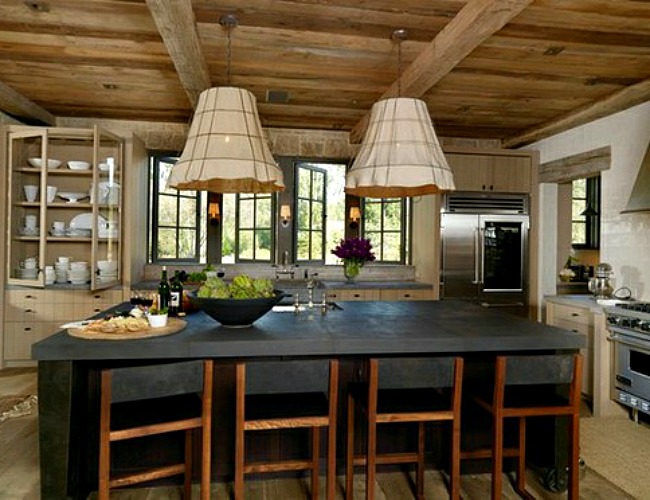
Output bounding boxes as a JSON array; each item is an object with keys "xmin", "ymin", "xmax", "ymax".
[{"xmin": 0, "ymin": 368, "xmax": 637, "ymax": 499}]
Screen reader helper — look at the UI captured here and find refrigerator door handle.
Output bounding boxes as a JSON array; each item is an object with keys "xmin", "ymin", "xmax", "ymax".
[
  {"xmin": 478, "ymin": 226, "xmax": 485, "ymax": 285},
  {"xmin": 472, "ymin": 227, "xmax": 480, "ymax": 285}
]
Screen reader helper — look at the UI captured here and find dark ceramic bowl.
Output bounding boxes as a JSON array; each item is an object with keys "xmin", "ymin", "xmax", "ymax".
[{"xmin": 188, "ymin": 290, "xmax": 286, "ymax": 328}]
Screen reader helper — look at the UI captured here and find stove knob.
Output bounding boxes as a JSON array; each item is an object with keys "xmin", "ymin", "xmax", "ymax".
[
  {"xmin": 629, "ymin": 318, "xmax": 640, "ymax": 329},
  {"xmin": 607, "ymin": 314, "xmax": 619, "ymax": 325},
  {"xmin": 621, "ymin": 317, "xmax": 632, "ymax": 328},
  {"xmin": 639, "ymin": 321, "xmax": 650, "ymax": 332}
]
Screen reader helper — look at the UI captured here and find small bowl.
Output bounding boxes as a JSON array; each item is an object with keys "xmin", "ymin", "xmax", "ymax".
[
  {"xmin": 58, "ymin": 192, "xmax": 89, "ymax": 203},
  {"xmin": 28, "ymin": 157, "xmax": 61, "ymax": 169},
  {"xmin": 188, "ymin": 290, "xmax": 286, "ymax": 328},
  {"xmin": 98, "ymin": 162, "xmax": 110, "ymax": 172},
  {"xmin": 147, "ymin": 314, "xmax": 169, "ymax": 328},
  {"xmin": 67, "ymin": 160, "xmax": 91, "ymax": 171}
]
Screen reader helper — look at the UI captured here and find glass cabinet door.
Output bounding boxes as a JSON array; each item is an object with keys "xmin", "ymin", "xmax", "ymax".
[
  {"xmin": 6, "ymin": 125, "xmax": 123, "ymax": 291},
  {"xmin": 91, "ymin": 127, "xmax": 123, "ymax": 290}
]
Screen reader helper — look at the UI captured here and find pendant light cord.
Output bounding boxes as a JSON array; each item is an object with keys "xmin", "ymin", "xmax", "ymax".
[
  {"xmin": 226, "ymin": 24, "xmax": 232, "ymax": 86},
  {"xmin": 392, "ymin": 29, "xmax": 407, "ymax": 98}
]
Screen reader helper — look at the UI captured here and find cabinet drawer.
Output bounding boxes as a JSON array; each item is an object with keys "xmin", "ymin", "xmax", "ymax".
[
  {"xmin": 4, "ymin": 322, "xmax": 52, "ymax": 361},
  {"xmin": 549, "ymin": 303, "xmax": 590, "ymax": 325},
  {"xmin": 552, "ymin": 318, "xmax": 590, "ymax": 336},
  {"xmin": 339, "ymin": 289, "xmax": 380, "ymax": 301},
  {"xmin": 380, "ymin": 288, "xmax": 433, "ymax": 301}
]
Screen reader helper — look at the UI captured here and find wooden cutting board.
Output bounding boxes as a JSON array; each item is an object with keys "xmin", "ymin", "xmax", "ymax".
[{"xmin": 67, "ymin": 318, "xmax": 186, "ymax": 340}]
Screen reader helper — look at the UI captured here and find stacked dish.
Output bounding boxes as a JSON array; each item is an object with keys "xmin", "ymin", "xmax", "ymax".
[
  {"xmin": 67, "ymin": 160, "xmax": 90, "ymax": 170},
  {"xmin": 17, "ymin": 268, "xmax": 39, "ymax": 280},
  {"xmin": 97, "ymin": 260, "xmax": 118, "ymax": 282},
  {"xmin": 18, "ymin": 227, "xmax": 39, "ymax": 236},
  {"xmin": 65, "ymin": 227, "xmax": 91, "ymax": 238},
  {"xmin": 28, "ymin": 157, "xmax": 61, "ymax": 169},
  {"xmin": 45, "ymin": 266, "xmax": 56, "ymax": 285},
  {"xmin": 54, "ymin": 260, "xmax": 69, "ymax": 284},
  {"xmin": 69, "ymin": 261, "xmax": 90, "ymax": 285}
]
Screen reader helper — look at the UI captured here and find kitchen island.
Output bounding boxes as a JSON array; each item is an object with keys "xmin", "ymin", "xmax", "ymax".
[{"xmin": 33, "ymin": 300, "xmax": 584, "ymax": 499}]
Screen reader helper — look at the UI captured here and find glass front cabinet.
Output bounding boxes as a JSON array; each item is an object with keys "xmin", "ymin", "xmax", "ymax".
[{"xmin": 6, "ymin": 126, "xmax": 123, "ymax": 290}]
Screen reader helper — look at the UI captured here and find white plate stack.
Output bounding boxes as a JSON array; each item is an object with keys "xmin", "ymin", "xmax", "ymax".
[
  {"xmin": 97, "ymin": 260, "xmax": 118, "ymax": 282},
  {"xmin": 54, "ymin": 260, "xmax": 70, "ymax": 284},
  {"xmin": 69, "ymin": 261, "xmax": 90, "ymax": 285},
  {"xmin": 45, "ymin": 266, "xmax": 56, "ymax": 285}
]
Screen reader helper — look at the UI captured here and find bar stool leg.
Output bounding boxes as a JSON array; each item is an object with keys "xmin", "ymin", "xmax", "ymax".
[
  {"xmin": 516, "ymin": 417, "xmax": 527, "ymax": 495},
  {"xmin": 450, "ymin": 416, "xmax": 460, "ymax": 500},
  {"xmin": 491, "ymin": 411, "xmax": 504, "ymax": 500},
  {"xmin": 184, "ymin": 430, "xmax": 193, "ymax": 498},
  {"xmin": 569, "ymin": 412, "xmax": 580, "ymax": 499},
  {"xmin": 312, "ymin": 427, "xmax": 320, "ymax": 499},
  {"xmin": 417, "ymin": 422, "xmax": 425, "ymax": 499},
  {"xmin": 346, "ymin": 392, "xmax": 355, "ymax": 500},
  {"xmin": 234, "ymin": 363, "xmax": 245, "ymax": 500}
]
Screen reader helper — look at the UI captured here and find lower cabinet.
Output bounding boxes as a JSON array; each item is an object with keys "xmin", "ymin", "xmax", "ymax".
[
  {"xmin": 3, "ymin": 288, "xmax": 123, "ymax": 363},
  {"xmin": 545, "ymin": 301, "xmax": 594, "ymax": 398},
  {"xmin": 327, "ymin": 287, "xmax": 433, "ymax": 301}
]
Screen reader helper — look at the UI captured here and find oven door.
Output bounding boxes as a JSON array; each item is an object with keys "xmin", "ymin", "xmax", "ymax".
[{"xmin": 610, "ymin": 327, "xmax": 650, "ymax": 399}]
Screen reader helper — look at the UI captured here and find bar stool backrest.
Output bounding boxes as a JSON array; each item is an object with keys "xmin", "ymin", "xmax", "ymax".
[
  {"xmin": 245, "ymin": 359, "xmax": 331, "ymax": 394},
  {"xmin": 109, "ymin": 361, "xmax": 206, "ymax": 403},
  {"xmin": 503, "ymin": 354, "xmax": 576, "ymax": 386},
  {"xmin": 377, "ymin": 357, "xmax": 457, "ymax": 390}
]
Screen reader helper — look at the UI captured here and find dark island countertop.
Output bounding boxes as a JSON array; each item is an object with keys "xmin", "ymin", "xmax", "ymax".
[{"xmin": 32, "ymin": 300, "xmax": 584, "ymax": 361}]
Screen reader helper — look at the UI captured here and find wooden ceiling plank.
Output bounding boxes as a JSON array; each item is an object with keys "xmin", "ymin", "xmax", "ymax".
[
  {"xmin": 145, "ymin": 0, "xmax": 211, "ymax": 108},
  {"xmin": 0, "ymin": 80, "xmax": 55, "ymax": 125},
  {"xmin": 350, "ymin": 0, "xmax": 533, "ymax": 142},
  {"xmin": 504, "ymin": 78, "xmax": 650, "ymax": 147}
]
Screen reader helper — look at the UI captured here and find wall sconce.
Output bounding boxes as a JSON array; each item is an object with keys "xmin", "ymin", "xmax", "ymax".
[
  {"xmin": 280, "ymin": 204, "xmax": 291, "ymax": 228},
  {"xmin": 209, "ymin": 202, "xmax": 221, "ymax": 226},
  {"xmin": 349, "ymin": 206, "xmax": 361, "ymax": 229}
]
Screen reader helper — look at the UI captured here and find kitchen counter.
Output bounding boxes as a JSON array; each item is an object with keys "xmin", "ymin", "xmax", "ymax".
[
  {"xmin": 33, "ymin": 300, "xmax": 583, "ymax": 498},
  {"xmin": 130, "ymin": 279, "xmax": 432, "ymax": 291}
]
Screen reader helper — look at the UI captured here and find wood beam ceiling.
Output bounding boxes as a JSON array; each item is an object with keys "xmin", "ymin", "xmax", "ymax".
[
  {"xmin": 349, "ymin": 0, "xmax": 533, "ymax": 143},
  {"xmin": 504, "ymin": 78, "xmax": 650, "ymax": 148},
  {"xmin": 0, "ymin": 81, "xmax": 55, "ymax": 126},
  {"xmin": 145, "ymin": 0, "xmax": 211, "ymax": 108}
]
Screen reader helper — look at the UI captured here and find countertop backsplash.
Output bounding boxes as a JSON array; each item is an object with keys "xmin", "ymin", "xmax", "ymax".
[{"xmin": 143, "ymin": 263, "xmax": 417, "ymax": 283}]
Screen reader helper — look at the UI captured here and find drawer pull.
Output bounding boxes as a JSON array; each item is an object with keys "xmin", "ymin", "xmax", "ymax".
[
  {"xmin": 354, "ymin": 293, "xmax": 361, "ymax": 298},
  {"xmin": 571, "ymin": 312, "xmax": 580, "ymax": 317},
  {"xmin": 24, "ymin": 327, "xmax": 32, "ymax": 332},
  {"xmin": 404, "ymin": 294, "xmax": 411, "ymax": 298}
]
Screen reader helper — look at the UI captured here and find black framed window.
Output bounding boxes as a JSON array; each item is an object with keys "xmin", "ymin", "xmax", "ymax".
[
  {"xmin": 149, "ymin": 155, "xmax": 205, "ymax": 263},
  {"xmin": 571, "ymin": 176, "xmax": 600, "ymax": 249},
  {"xmin": 296, "ymin": 164, "xmax": 327, "ymax": 262},
  {"xmin": 228, "ymin": 193, "xmax": 275, "ymax": 262},
  {"xmin": 362, "ymin": 197, "xmax": 408, "ymax": 263}
]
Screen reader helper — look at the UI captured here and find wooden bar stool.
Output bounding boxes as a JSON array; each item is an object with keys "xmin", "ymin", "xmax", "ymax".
[
  {"xmin": 235, "ymin": 358, "xmax": 339, "ymax": 500},
  {"xmin": 98, "ymin": 360, "xmax": 213, "ymax": 500},
  {"xmin": 346, "ymin": 356, "xmax": 464, "ymax": 500},
  {"xmin": 462, "ymin": 353, "xmax": 582, "ymax": 499}
]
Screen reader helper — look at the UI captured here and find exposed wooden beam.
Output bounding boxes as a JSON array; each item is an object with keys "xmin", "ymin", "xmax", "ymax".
[
  {"xmin": 145, "ymin": 0, "xmax": 211, "ymax": 108},
  {"xmin": 0, "ymin": 81, "xmax": 56, "ymax": 125},
  {"xmin": 349, "ymin": 0, "xmax": 533, "ymax": 143},
  {"xmin": 539, "ymin": 146, "xmax": 611, "ymax": 184},
  {"xmin": 504, "ymin": 78, "xmax": 650, "ymax": 148}
]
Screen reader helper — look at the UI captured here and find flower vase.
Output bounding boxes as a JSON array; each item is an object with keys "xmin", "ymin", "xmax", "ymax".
[{"xmin": 343, "ymin": 260, "xmax": 362, "ymax": 282}]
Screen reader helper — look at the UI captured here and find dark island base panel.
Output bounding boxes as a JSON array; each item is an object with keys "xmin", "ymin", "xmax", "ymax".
[{"xmin": 33, "ymin": 301, "xmax": 584, "ymax": 499}]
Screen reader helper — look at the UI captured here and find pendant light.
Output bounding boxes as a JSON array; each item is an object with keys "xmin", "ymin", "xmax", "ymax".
[
  {"xmin": 345, "ymin": 29, "xmax": 455, "ymax": 198},
  {"xmin": 168, "ymin": 15, "xmax": 284, "ymax": 193}
]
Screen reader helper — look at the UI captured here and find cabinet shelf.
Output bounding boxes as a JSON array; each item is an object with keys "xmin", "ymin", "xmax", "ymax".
[{"xmin": 6, "ymin": 124, "xmax": 123, "ymax": 291}]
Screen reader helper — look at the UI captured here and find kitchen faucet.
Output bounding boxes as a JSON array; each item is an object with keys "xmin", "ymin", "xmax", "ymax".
[
  {"xmin": 306, "ymin": 272, "xmax": 319, "ymax": 308},
  {"xmin": 273, "ymin": 250, "xmax": 295, "ymax": 279}
]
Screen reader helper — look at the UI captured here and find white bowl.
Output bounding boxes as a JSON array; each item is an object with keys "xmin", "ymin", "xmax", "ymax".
[
  {"xmin": 97, "ymin": 260, "xmax": 117, "ymax": 272},
  {"xmin": 58, "ymin": 192, "xmax": 88, "ymax": 203},
  {"xmin": 28, "ymin": 157, "xmax": 61, "ymax": 169},
  {"xmin": 147, "ymin": 314, "xmax": 168, "ymax": 328},
  {"xmin": 67, "ymin": 160, "xmax": 90, "ymax": 171}
]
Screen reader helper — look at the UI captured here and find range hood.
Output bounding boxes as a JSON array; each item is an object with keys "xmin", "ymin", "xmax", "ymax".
[{"xmin": 622, "ymin": 138, "xmax": 650, "ymax": 213}]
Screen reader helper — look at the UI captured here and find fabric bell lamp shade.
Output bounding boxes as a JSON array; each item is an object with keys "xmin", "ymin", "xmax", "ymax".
[
  {"xmin": 168, "ymin": 87, "xmax": 285, "ymax": 193},
  {"xmin": 345, "ymin": 97, "xmax": 455, "ymax": 197}
]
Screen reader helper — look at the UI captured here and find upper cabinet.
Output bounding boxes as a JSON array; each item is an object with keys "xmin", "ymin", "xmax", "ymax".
[
  {"xmin": 447, "ymin": 152, "xmax": 532, "ymax": 194},
  {"xmin": 5, "ymin": 126, "xmax": 123, "ymax": 290}
]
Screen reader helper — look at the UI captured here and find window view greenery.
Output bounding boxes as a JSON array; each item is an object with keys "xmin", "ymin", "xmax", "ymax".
[
  {"xmin": 363, "ymin": 198, "xmax": 407, "ymax": 262},
  {"xmin": 294, "ymin": 162, "xmax": 347, "ymax": 265},
  {"xmin": 571, "ymin": 176, "xmax": 600, "ymax": 249},
  {"xmin": 149, "ymin": 155, "xmax": 410, "ymax": 266},
  {"xmin": 150, "ymin": 156, "xmax": 206, "ymax": 263},
  {"xmin": 236, "ymin": 193, "xmax": 274, "ymax": 262}
]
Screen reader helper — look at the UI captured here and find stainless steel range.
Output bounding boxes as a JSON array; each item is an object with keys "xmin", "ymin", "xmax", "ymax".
[{"xmin": 606, "ymin": 302, "xmax": 650, "ymax": 416}]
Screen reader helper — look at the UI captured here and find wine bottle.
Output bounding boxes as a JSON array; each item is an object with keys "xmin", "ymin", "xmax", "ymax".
[
  {"xmin": 157, "ymin": 266, "xmax": 170, "ymax": 312},
  {"xmin": 169, "ymin": 270, "xmax": 183, "ymax": 317}
]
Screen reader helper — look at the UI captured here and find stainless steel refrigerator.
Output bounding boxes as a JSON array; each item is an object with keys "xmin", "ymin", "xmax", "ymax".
[{"xmin": 440, "ymin": 194, "xmax": 529, "ymax": 311}]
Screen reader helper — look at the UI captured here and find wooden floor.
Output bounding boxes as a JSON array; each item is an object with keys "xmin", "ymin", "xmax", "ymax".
[{"xmin": 0, "ymin": 368, "xmax": 634, "ymax": 500}]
